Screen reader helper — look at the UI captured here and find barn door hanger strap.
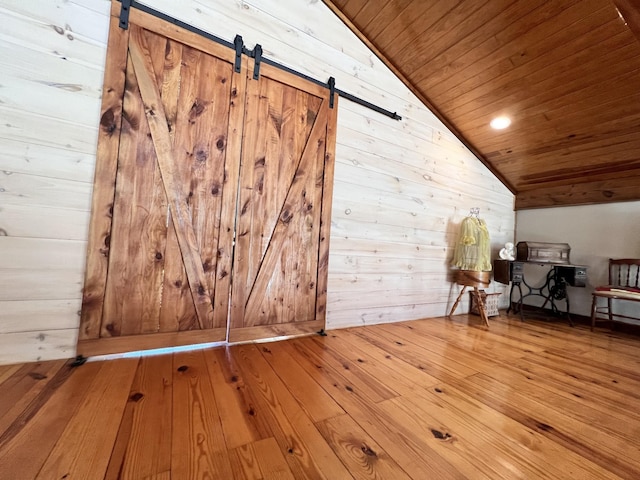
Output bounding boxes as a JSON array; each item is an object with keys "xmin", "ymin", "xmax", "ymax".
[
  {"xmin": 116, "ymin": 0, "xmax": 401, "ymax": 120},
  {"xmin": 245, "ymin": 44, "xmax": 263, "ymax": 80},
  {"xmin": 119, "ymin": 0, "xmax": 131, "ymax": 29},
  {"xmin": 328, "ymin": 77, "xmax": 336, "ymax": 109},
  {"xmin": 234, "ymin": 35, "xmax": 244, "ymax": 73}
]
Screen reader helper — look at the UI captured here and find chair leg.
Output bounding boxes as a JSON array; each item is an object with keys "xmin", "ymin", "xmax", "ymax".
[
  {"xmin": 590, "ymin": 295, "xmax": 597, "ymax": 331},
  {"xmin": 607, "ymin": 298, "xmax": 613, "ymax": 325}
]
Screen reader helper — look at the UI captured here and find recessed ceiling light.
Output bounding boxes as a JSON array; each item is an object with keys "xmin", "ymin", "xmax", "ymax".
[{"xmin": 490, "ymin": 116, "xmax": 511, "ymax": 130}]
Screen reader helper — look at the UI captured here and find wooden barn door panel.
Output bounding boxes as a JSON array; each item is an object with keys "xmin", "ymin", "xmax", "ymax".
[
  {"xmin": 80, "ymin": 2, "xmax": 336, "ymax": 355},
  {"xmin": 78, "ymin": 6, "xmax": 245, "ymax": 356},
  {"xmin": 229, "ymin": 63, "xmax": 337, "ymax": 343}
]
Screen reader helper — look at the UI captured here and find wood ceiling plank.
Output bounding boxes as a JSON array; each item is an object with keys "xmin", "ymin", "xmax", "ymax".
[
  {"xmin": 326, "ymin": 0, "xmax": 640, "ymax": 203},
  {"xmin": 414, "ymin": 0, "xmax": 549, "ymax": 91},
  {"xmin": 466, "ymin": 103, "xmax": 640, "ymax": 163},
  {"xmin": 516, "ymin": 161, "xmax": 640, "ymax": 190},
  {"xmin": 495, "ymin": 142, "xmax": 640, "ymax": 176},
  {"xmin": 447, "ymin": 27, "xmax": 637, "ymax": 129},
  {"xmin": 456, "ymin": 47, "xmax": 640, "ymax": 131},
  {"xmin": 434, "ymin": 3, "xmax": 614, "ymax": 113},
  {"xmin": 351, "ymin": 0, "xmax": 412, "ymax": 36},
  {"xmin": 376, "ymin": 0, "xmax": 462, "ymax": 63},
  {"xmin": 322, "ymin": 0, "xmax": 516, "ymax": 193},
  {"xmin": 492, "ymin": 128, "xmax": 640, "ymax": 159},
  {"xmin": 356, "ymin": 0, "xmax": 415, "ymax": 42},
  {"xmin": 411, "ymin": 0, "xmax": 545, "ymax": 91},
  {"xmin": 368, "ymin": 0, "xmax": 447, "ymax": 49},
  {"xmin": 485, "ymin": 123, "xmax": 640, "ymax": 170},
  {"xmin": 394, "ymin": 0, "xmax": 493, "ymax": 76},
  {"xmin": 613, "ymin": 0, "xmax": 640, "ymax": 45},
  {"xmin": 500, "ymin": 152, "xmax": 640, "ymax": 183},
  {"xmin": 333, "ymin": 0, "xmax": 368, "ymax": 21},
  {"xmin": 470, "ymin": 96, "xmax": 640, "ymax": 152},
  {"xmin": 413, "ymin": 0, "xmax": 587, "ymax": 90},
  {"xmin": 515, "ymin": 174, "xmax": 640, "ymax": 209}
]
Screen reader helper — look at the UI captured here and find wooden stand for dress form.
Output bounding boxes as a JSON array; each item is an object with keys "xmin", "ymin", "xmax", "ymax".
[{"xmin": 448, "ymin": 270, "xmax": 491, "ymax": 326}]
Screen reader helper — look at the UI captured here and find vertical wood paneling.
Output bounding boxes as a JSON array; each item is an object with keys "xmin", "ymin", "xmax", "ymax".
[
  {"xmin": 229, "ymin": 69, "xmax": 334, "ymax": 342},
  {"xmin": 79, "ymin": 11, "xmax": 129, "ymax": 341},
  {"xmin": 156, "ymin": 39, "xmax": 194, "ymax": 333},
  {"xmin": 103, "ymin": 30, "xmax": 170, "ymax": 337},
  {"xmin": 78, "ymin": 9, "xmax": 250, "ymax": 356}
]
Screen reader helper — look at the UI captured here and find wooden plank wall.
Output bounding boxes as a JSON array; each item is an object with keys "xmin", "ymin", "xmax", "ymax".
[
  {"xmin": 0, "ymin": 0, "xmax": 514, "ymax": 365},
  {"xmin": 0, "ymin": 0, "xmax": 110, "ymax": 364}
]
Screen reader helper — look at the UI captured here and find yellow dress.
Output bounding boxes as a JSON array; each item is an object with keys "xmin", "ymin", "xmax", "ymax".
[{"xmin": 452, "ymin": 216, "xmax": 492, "ymax": 271}]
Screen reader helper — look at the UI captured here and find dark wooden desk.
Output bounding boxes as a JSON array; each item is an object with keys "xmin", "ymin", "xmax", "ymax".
[{"xmin": 494, "ymin": 260, "xmax": 587, "ymax": 325}]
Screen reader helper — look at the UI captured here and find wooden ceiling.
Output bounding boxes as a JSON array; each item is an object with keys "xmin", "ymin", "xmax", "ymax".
[{"xmin": 323, "ymin": 0, "xmax": 640, "ymax": 209}]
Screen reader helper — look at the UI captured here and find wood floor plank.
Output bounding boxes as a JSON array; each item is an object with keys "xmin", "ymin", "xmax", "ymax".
[
  {"xmin": 0, "ymin": 364, "xmax": 22, "ymax": 386},
  {"xmin": 375, "ymin": 322, "xmax": 523, "ymax": 375},
  {"xmin": 543, "ymin": 345, "xmax": 640, "ymax": 378},
  {"xmin": 0, "ymin": 359, "xmax": 66, "ymax": 435},
  {"xmin": 316, "ymin": 413, "xmax": 413, "ymax": 480},
  {"xmin": 269, "ymin": 340, "xmax": 468, "ymax": 479},
  {"xmin": 252, "ymin": 437, "xmax": 297, "ymax": 480},
  {"xmin": 508, "ymin": 355, "xmax": 640, "ymax": 420},
  {"xmin": 229, "ymin": 441, "xmax": 264, "ymax": 480},
  {"xmin": 204, "ymin": 347, "xmax": 271, "ymax": 449},
  {"xmin": 320, "ymin": 329, "xmax": 440, "ymax": 396},
  {"xmin": 402, "ymin": 384, "xmax": 623, "ymax": 480},
  {"xmin": 1, "ymin": 314, "xmax": 640, "ymax": 479},
  {"xmin": 258, "ymin": 341, "xmax": 346, "ymax": 423},
  {"xmin": 376, "ymin": 396, "xmax": 510, "ymax": 480},
  {"xmin": 458, "ymin": 371, "xmax": 640, "ymax": 479},
  {"xmin": 462, "ymin": 349, "xmax": 640, "ymax": 429},
  {"xmin": 105, "ymin": 355, "xmax": 173, "ymax": 480},
  {"xmin": 0, "ymin": 361, "xmax": 102, "ymax": 479},
  {"xmin": 232, "ymin": 343, "xmax": 354, "ymax": 480},
  {"xmin": 483, "ymin": 361, "xmax": 640, "ymax": 440},
  {"xmin": 171, "ymin": 349, "xmax": 234, "ymax": 479},
  {"xmin": 486, "ymin": 314, "xmax": 639, "ymax": 354},
  {"xmin": 405, "ymin": 317, "xmax": 548, "ymax": 358},
  {"xmin": 230, "ymin": 437, "xmax": 297, "ymax": 480},
  {"xmin": 523, "ymin": 349, "xmax": 640, "ymax": 398},
  {"xmin": 35, "ymin": 358, "xmax": 139, "ymax": 479},
  {"xmin": 352, "ymin": 326, "xmax": 477, "ymax": 383},
  {"xmin": 143, "ymin": 472, "xmax": 171, "ymax": 480},
  {"xmin": 299, "ymin": 335, "xmax": 401, "ymax": 403}
]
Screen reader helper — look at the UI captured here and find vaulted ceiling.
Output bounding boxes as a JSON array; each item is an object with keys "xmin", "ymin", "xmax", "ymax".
[{"xmin": 323, "ymin": 0, "xmax": 640, "ymax": 209}]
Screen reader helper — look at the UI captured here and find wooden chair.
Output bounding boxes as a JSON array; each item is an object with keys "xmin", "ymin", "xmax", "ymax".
[{"xmin": 591, "ymin": 259, "xmax": 640, "ymax": 331}]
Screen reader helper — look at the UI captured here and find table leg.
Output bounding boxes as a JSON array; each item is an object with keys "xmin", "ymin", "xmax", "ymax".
[{"xmin": 516, "ymin": 283, "xmax": 524, "ymax": 321}]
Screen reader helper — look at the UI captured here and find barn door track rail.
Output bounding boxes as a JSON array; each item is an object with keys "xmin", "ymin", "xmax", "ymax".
[{"xmin": 117, "ymin": 0, "xmax": 401, "ymax": 120}]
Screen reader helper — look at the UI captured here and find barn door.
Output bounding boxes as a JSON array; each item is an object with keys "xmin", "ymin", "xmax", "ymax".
[
  {"xmin": 79, "ymin": 4, "xmax": 336, "ymax": 356},
  {"xmin": 229, "ymin": 63, "xmax": 337, "ymax": 342},
  {"xmin": 78, "ymin": 7, "xmax": 246, "ymax": 356}
]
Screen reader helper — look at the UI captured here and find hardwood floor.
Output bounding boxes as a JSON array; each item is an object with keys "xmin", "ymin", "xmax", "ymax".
[{"xmin": 1, "ymin": 313, "xmax": 639, "ymax": 479}]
